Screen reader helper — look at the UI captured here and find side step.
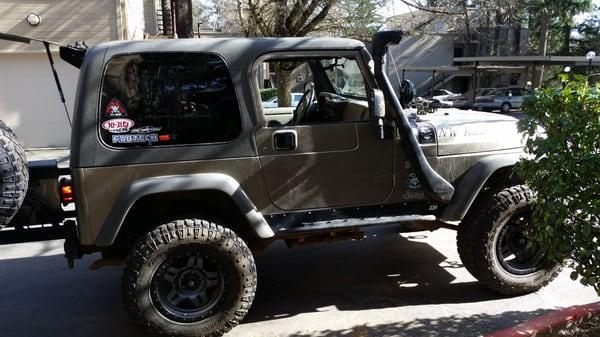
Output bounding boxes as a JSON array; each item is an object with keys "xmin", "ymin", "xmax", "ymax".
[{"xmin": 275, "ymin": 214, "xmax": 439, "ymax": 237}]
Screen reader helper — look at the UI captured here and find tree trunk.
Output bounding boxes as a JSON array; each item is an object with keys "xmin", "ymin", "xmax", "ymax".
[
  {"xmin": 275, "ymin": 0, "xmax": 287, "ymax": 36},
  {"xmin": 534, "ymin": 8, "xmax": 549, "ymax": 87},
  {"xmin": 161, "ymin": 0, "xmax": 172, "ymax": 36},
  {"xmin": 175, "ymin": 0, "xmax": 194, "ymax": 38},
  {"xmin": 275, "ymin": 63, "xmax": 292, "ymax": 107},
  {"xmin": 562, "ymin": 24, "xmax": 571, "ymax": 54}
]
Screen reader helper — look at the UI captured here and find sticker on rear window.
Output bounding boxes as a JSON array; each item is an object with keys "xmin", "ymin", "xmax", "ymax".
[
  {"xmin": 130, "ymin": 126, "xmax": 162, "ymax": 133},
  {"xmin": 102, "ymin": 118, "xmax": 134, "ymax": 133},
  {"xmin": 111, "ymin": 133, "xmax": 158, "ymax": 144},
  {"xmin": 105, "ymin": 98, "xmax": 127, "ymax": 117}
]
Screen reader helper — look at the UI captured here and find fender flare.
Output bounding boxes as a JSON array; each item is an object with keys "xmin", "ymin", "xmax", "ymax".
[
  {"xmin": 441, "ymin": 153, "xmax": 522, "ymax": 222},
  {"xmin": 94, "ymin": 173, "xmax": 275, "ymax": 246}
]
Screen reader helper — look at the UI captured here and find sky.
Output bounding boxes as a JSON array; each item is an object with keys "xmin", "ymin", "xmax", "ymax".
[{"xmin": 378, "ymin": 0, "xmax": 600, "ymax": 20}]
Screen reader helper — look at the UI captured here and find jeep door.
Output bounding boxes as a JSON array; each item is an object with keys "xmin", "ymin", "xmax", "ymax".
[{"xmin": 254, "ymin": 52, "xmax": 395, "ymax": 211}]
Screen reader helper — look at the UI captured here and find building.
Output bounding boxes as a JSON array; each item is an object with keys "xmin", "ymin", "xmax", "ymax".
[
  {"xmin": 385, "ymin": 9, "xmax": 530, "ymax": 97},
  {"xmin": 0, "ymin": 0, "xmax": 161, "ymax": 147}
]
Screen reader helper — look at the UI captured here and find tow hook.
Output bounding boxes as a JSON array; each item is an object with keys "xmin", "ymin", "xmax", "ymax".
[{"xmin": 63, "ymin": 219, "xmax": 82, "ymax": 269}]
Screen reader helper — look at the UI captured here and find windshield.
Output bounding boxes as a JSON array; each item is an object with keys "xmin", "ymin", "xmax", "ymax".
[{"xmin": 320, "ymin": 57, "xmax": 367, "ymax": 99}]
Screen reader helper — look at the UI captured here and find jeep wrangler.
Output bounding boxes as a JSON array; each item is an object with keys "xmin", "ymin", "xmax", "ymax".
[{"xmin": 0, "ymin": 31, "xmax": 560, "ymax": 337}]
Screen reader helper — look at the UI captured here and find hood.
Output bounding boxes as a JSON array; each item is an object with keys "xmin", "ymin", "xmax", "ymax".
[{"xmin": 411, "ymin": 109, "xmax": 525, "ymax": 156}]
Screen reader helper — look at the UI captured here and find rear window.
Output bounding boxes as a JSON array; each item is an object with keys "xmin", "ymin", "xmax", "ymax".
[{"xmin": 100, "ymin": 53, "xmax": 241, "ymax": 148}]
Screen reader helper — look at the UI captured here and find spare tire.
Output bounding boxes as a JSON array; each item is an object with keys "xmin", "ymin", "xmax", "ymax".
[{"xmin": 0, "ymin": 121, "xmax": 28, "ymax": 228}]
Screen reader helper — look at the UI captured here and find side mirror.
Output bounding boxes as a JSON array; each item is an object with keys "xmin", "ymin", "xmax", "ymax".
[
  {"xmin": 399, "ymin": 79, "xmax": 416, "ymax": 108},
  {"xmin": 372, "ymin": 89, "xmax": 385, "ymax": 139},
  {"xmin": 372, "ymin": 89, "xmax": 385, "ymax": 118}
]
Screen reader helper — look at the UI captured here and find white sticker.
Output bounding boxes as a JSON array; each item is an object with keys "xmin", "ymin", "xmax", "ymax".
[
  {"xmin": 102, "ymin": 118, "xmax": 134, "ymax": 133},
  {"xmin": 111, "ymin": 133, "xmax": 158, "ymax": 144},
  {"xmin": 130, "ymin": 126, "xmax": 162, "ymax": 133},
  {"xmin": 407, "ymin": 173, "xmax": 421, "ymax": 189}
]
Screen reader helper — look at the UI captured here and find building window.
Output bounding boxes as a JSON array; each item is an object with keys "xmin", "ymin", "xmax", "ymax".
[{"xmin": 100, "ymin": 53, "xmax": 241, "ymax": 148}]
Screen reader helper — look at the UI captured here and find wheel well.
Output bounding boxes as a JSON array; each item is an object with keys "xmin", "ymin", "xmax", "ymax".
[
  {"xmin": 482, "ymin": 166, "xmax": 522, "ymax": 191},
  {"xmin": 462, "ymin": 166, "xmax": 523, "ymax": 220},
  {"xmin": 111, "ymin": 190, "xmax": 265, "ymax": 254}
]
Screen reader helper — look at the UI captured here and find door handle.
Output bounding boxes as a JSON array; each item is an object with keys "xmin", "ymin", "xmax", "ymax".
[{"xmin": 273, "ymin": 130, "xmax": 297, "ymax": 150}]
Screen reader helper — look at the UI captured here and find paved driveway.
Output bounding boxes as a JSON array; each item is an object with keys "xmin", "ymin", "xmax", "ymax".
[{"xmin": 0, "ymin": 227, "xmax": 596, "ymax": 337}]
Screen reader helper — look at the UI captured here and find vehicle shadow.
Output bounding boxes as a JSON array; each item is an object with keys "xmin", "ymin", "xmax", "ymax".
[
  {"xmin": 245, "ymin": 226, "xmax": 503, "ymax": 323},
  {"xmin": 0, "ymin": 226, "xmax": 506, "ymax": 337}
]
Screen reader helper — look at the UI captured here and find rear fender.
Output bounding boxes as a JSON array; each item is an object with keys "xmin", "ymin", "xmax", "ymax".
[{"xmin": 94, "ymin": 173, "xmax": 274, "ymax": 246}]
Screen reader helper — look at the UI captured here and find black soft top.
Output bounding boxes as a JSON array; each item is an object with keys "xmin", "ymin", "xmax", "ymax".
[{"xmin": 89, "ymin": 37, "xmax": 366, "ymax": 70}]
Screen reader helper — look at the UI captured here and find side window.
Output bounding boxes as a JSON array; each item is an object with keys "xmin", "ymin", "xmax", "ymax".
[
  {"xmin": 258, "ymin": 56, "xmax": 370, "ymax": 127},
  {"xmin": 515, "ymin": 88, "xmax": 528, "ymax": 96},
  {"xmin": 100, "ymin": 53, "xmax": 241, "ymax": 148},
  {"xmin": 321, "ymin": 58, "xmax": 367, "ymax": 99}
]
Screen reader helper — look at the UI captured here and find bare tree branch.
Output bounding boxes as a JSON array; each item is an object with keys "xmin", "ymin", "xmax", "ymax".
[
  {"xmin": 297, "ymin": 2, "xmax": 333, "ymax": 36},
  {"xmin": 291, "ymin": 0, "xmax": 322, "ymax": 34},
  {"xmin": 247, "ymin": 0, "xmax": 272, "ymax": 35},
  {"xmin": 398, "ymin": 0, "xmax": 463, "ymax": 15}
]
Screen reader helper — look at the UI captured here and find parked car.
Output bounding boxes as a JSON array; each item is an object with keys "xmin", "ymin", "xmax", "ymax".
[
  {"xmin": 446, "ymin": 95, "xmax": 469, "ymax": 109},
  {"xmin": 451, "ymin": 88, "xmax": 496, "ymax": 109},
  {"xmin": 422, "ymin": 89, "xmax": 462, "ymax": 108},
  {"xmin": 262, "ymin": 92, "xmax": 303, "ymax": 108},
  {"xmin": 426, "ymin": 89, "xmax": 461, "ymax": 101},
  {"xmin": 473, "ymin": 87, "xmax": 531, "ymax": 113}
]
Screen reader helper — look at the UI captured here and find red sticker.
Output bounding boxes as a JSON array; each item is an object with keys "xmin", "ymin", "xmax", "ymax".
[{"xmin": 105, "ymin": 98, "xmax": 127, "ymax": 117}]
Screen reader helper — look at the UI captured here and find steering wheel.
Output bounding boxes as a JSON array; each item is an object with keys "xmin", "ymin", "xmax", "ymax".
[{"xmin": 293, "ymin": 82, "xmax": 315, "ymax": 125}]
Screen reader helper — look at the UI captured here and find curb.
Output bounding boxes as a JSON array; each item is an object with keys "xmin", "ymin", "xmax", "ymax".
[{"xmin": 485, "ymin": 301, "xmax": 600, "ymax": 337}]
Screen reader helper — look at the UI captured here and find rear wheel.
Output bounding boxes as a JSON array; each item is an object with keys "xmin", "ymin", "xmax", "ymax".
[
  {"xmin": 123, "ymin": 219, "xmax": 257, "ymax": 337},
  {"xmin": 457, "ymin": 185, "xmax": 561, "ymax": 295},
  {"xmin": 500, "ymin": 102, "xmax": 511, "ymax": 113},
  {"xmin": 0, "ymin": 121, "xmax": 28, "ymax": 228}
]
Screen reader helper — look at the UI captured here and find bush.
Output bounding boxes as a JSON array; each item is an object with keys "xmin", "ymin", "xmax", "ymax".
[
  {"xmin": 259, "ymin": 88, "xmax": 277, "ymax": 101},
  {"xmin": 516, "ymin": 76, "xmax": 600, "ymax": 294}
]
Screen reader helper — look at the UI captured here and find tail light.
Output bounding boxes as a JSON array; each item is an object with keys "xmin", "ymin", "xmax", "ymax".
[{"xmin": 59, "ymin": 178, "xmax": 74, "ymax": 205}]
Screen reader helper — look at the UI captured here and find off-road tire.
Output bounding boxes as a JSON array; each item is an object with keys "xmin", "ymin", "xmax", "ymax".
[
  {"xmin": 457, "ymin": 185, "xmax": 561, "ymax": 295},
  {"xmin": 0, "ymin": 121, "xmax": 28, "ymax": 228},
  {"xmin": 122, "ymin": 219, "xmax": 257, "ymax": 337},
  {"xmin": 500, "ymin": 102, "xmax": 511, "ymax": 113}
]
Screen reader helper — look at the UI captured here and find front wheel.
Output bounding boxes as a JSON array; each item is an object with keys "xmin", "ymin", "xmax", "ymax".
[
  {"xmin": 457, "ymin": 185, "xmax": 561, "ymax": 295},
  {"xmin": 122, "ymin": 219, "xmax": 257, "ymax": 337},
  {"xmin": 500, "ymin": 102, "xmax": 511, "ymax": 113}
]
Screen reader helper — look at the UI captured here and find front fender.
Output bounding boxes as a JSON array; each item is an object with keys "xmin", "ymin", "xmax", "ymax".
[
  {"xmin": 441, "ymin": 153, "xmax": 522, "ymax": 222},
  {"xmin": 94, "ymin": 173, "xmax": 275, "ymax": 246}
]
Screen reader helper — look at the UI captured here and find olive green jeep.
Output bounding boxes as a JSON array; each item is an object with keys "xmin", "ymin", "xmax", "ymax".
[{"xmin": 0, "ymin": 31, "xmax": 559, "ymax": 337}]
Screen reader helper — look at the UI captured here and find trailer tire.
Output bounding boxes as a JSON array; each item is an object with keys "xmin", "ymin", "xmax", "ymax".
[{"xmin": 0, "ymin": 121, "xmax": 28, "ymax": 228}]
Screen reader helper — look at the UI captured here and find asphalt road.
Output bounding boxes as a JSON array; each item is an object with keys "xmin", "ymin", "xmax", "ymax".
[{"xmin": 0, "ymin": 226, "xmax": 597, "ymax": 337}]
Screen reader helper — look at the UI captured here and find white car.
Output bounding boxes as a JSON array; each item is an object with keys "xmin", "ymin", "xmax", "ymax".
[
  {"xmin": 428, "ymin": 89, "xmax": 462, "ymax": 101},
  {"xmin": 262, "ymin": 92, "xmax": 303, "ymax": 108}
]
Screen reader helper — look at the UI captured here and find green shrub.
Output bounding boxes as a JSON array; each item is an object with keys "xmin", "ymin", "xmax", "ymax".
[
  {"xmin": 516, "ymin": 76, "xmax": 600, "ymax": 294},
  {"xmin": 259, "ymin": 88, "xmax": 277, "ymax": 101}
]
